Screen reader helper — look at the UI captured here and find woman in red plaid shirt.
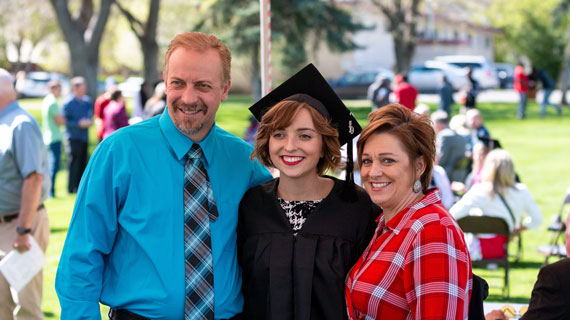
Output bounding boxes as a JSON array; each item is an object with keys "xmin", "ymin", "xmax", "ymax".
[{"xmin": 345, "ymin": 104, "xmax": 473, "ymax": 319}]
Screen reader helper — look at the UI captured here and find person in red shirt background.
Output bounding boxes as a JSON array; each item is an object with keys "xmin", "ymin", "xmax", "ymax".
[
  {"xmin": 345, "ymin": 104, "xmax": 472, "ymax": 320},
  {"xmin": 514, "ymin": 61, "xmax": 529, "ymax": 119},
  {"xmin": 393, "ymin": 73, "xmax": 418, "ymax": 111},
  {"xmin": 94, "ymin": 78, "xmax": 116, "ymax": 142}
]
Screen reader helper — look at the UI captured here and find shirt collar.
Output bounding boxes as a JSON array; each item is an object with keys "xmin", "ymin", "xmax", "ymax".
[
  {"xmin": 381, "ymin": 188, "xmax": 442, "ymax": 235},
  {"xmin": 0, "ymin": 101, "xmax": 19, "ymax": 118},
  {"xmin": 158, "ymin": 107, "xmax": 217, "ymax": 165}
]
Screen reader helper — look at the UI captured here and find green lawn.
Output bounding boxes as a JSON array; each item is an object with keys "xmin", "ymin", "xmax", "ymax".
[{"xmin": 18, "ymin": 96, "xmax": 570, "ymax": 318}]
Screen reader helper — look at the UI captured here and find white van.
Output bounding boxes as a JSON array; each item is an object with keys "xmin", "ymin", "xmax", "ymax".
[{"xmin": 434, "ymin": 55, "xmax": 500, "ymax": 90}]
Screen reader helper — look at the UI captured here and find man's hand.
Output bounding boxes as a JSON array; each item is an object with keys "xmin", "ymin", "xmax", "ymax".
[
  {"xmin": 13, "ymin": 233, "xmax": 31, "ymax": 253},
  {"xmin": 79, "ymin": 118, "xmax": 93, "ymax": 129},
  {"xmin": 485, "ymin": 309, "xmax": 508, "ymax": 320}
]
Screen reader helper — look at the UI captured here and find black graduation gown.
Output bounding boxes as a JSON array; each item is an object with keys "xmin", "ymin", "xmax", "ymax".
[{"xmin": 237, "ymin": 177, "xmax": 380, "ymax": 320}]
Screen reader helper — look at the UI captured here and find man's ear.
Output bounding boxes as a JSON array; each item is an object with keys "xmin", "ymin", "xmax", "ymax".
[{"xmin": 221, "ymin": 80, "xmax": 232, "ymax": 101}]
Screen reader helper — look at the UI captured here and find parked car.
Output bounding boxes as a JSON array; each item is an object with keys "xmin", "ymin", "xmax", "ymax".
[
  {"xmin": 329, "ymin": 68, "xmax": 394, "ymax": 99},
  {"xmin": 118, "ymin": 76, "xmax": 144, "ymax": 98},
  {"xmin": 433, "ymin": 55, "xmax": 500, "ymax": 89},
  {"xmin": 408, "ymin": 60, "xmax": 469, "ymax": 93},
  {"xmin": 494, "ymin": 63, "xmax": 515, "ymax": 89},
  {"xmin": 15, "ymin": 71, "xmax": 70, "ymax": 98}
]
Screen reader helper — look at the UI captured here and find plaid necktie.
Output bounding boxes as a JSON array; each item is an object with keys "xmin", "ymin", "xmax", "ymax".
[{"xmin": 184, "ymin": 144, "xmax": 217, "ymax": 320}]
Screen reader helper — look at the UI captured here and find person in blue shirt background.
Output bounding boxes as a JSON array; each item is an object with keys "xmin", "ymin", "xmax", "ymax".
[
  {"xmin": 55, "ymin": 32, "xmax": 272, "ymax": 319},
  {"xmin": 62, "ymin": 76, "xmax": 93, "ymax": 194}
]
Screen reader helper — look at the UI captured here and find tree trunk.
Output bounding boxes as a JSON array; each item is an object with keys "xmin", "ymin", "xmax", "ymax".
[
  {"xmin": 115, "ymin": 0, "xmax": 160, "ymax": 98},
  {"xmin": 49, "ymin": 0, "xmax": 112, "ymax": 99},
  {"xmin": 559, "ymin": 36, "xmax": 570, "ymax": 105}
]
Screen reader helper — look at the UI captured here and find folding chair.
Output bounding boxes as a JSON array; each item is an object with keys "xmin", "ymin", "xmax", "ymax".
[
  {"xmin": 538, "ymin": 187, "xmax": 570, "ymax": 265},
  {"xmin": 456, "ymin": 216, "xmax": 510, "ymax": 300}
]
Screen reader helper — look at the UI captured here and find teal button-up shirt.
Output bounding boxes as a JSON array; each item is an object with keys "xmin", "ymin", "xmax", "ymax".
[{"xmin": 55, "ymin": 109, "xmax": 272, "ymax": 319}]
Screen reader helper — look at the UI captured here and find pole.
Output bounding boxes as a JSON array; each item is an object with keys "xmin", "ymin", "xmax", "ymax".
[{"xmin": 260, "ymin": 0, "xmax": 271, "ymax": 96}]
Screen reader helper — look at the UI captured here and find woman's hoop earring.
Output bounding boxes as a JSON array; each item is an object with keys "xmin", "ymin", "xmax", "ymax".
[{"xmin": 413, "ymin": 180, "xmax": 422, "ymax": 193}]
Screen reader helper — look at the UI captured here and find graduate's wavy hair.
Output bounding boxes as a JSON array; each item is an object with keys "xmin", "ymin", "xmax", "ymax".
[
  {"xmin": 164, "ymin": 32, "xmax": 232, "ymax": 85},
  {"xmin": 357, "ymin": 104, "xmax": 435, "ymax": 192},
  {"xmin": 251, "ymin": 100, "xmax": 341, "ymax": 175}
]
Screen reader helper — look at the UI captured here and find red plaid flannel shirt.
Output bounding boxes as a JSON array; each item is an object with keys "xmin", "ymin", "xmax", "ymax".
[{"xmin": 345, "ymin": 189, "xmax": 472, "ymax": 319}]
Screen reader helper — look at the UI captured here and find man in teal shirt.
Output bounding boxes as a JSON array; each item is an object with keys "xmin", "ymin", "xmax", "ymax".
[
  {"xmin": 55, "ymin": 32, "xmax": 272, "ymax": 319},
  {"xmin": 41, "ymin": 80, "xmax": 65, "ymax": 197}
]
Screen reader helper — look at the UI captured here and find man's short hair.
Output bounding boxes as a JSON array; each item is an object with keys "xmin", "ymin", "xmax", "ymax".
[
  {"xmin": 48, "ymin": 80, "xmax": 62, "ymax": 89},
  {"xmin": 164, "ymin": 32, "xmax": 231, "ymax": 84},
  {"xmin": 71, "ymin": 77, "xmax": 86, "ymax": 87},
  {"xmin": 0, "ymin": 68, "xmax": 16, "ymax": 99},
  {"xmin": 430, "ymin": 110, "xmax": 449, "ymax": 125}
]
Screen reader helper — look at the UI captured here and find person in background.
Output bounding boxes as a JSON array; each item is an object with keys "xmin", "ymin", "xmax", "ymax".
[
  {"xmin": 464, "ymin": 67, "xmax": 479, "ymax": 110},
  {"xmin": 242, "ymin": 115, "xmax": 259, "ymax": 146},
  {"xmin": 538, "ymin": 68, "xmax": 562, "ymax": 117},
  {"xmin": 239, "ymin": 64, "xmax": 379, "ymax": 320},
  {"xmin": 102, "ymin": 89, "xmax": 129, "ymax": 139},
  {"xmin": 367, "ymin": 74, "xmax": 391, "ymax": 110},
  {"xmin": 432, "ymin": 110, "xmax": 468, "ymax": 183},
  {"xmin": 514, "ymin": 61, "xmax": 529, "ymax": 119},
  {"xmin": 0, "ymin": 68, "xmax": 51, "ymax": 319},
  {"xmin": 487, "ymin": 212, "xmax": 570, "ymax": 320},
  {"xmin": 346, "ymin": 104, "xmax": 472, "ymax": 319},
  {"xmin": 466, "ymin": 108, "xmax": 491, "ymax": 155},
  {"xmin": 413, "ymin": 103, "xmax": 430, "ymax": 117},
  {"xmin": 63, "ymin": 76, "xmax": 93, "ymax": 194},
  {"xmin": 55, "ymin": 32, "xmax": 272, "ymax": 319},
  {"xmin": 450, "ymin": 149, "xmax": 542, "ymax": 260},
  {"xmin": 143, "ymin": 81, "xmax": 167, "ymax": 120},
  {"xmin": 439, "ymin": 74, "xmax": 455, "ymax": 115},
  {"xmin": 130, "ymin": 80, "xmax": 150, "ymax": 122},
  {"xmin": 94, "ymin": 77, "xmax": 116, "ymax": 142},
  {"xmin": 41, "ymin": 80, "xmax": 65, "ymax": 197},
  {"xmin": 393, "ymin": 74, "xmax": 418, "ymax": 111}
]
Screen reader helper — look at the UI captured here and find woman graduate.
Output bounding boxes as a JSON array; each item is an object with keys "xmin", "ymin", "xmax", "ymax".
[{"xmin": 237, "ymin": 64, "xmax": 380, "ymax": 320}]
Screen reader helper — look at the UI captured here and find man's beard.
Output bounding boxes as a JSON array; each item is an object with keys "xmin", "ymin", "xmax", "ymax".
[{"xmin": 171, "ymin": 100, "xmax": 208, "ymax": 137}]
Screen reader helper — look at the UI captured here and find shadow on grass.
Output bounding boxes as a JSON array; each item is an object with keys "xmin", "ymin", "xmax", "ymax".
[
  {"xmin": 510, "ymin": 261, "xmax": 544, "ymax": 269},
  {"xmin": 485, "ymin": 294, "xmax": 529, "ymax": 304},
  {"xmin": 50, "ymin": 227, "xmax": 68, "ymax": 234},
  {"xmin": 43, "ymin": 312, "xmax": 55, "ymax": 317}
]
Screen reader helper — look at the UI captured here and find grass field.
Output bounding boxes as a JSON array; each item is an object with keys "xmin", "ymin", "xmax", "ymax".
[{"xmin": 16, "ymin": 95, "xmax": 570, "ymax": 318}]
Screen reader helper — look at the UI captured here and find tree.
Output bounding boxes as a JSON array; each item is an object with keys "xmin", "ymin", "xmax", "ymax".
[
  {"xmin": 0, "ymin": 0, "xmax": 58, "ymax": 72},
  {"xmin": 49, "ymin": 0, "xmax": 113, "ymax": 99},
  {"xmin": 114, "ymin": 0, "xmax": 161, "ymax": 96},
  {"xmin": 195, "ymin": 0, "xmax": 366, "ymax": 100},
  {"xmin": 554, "ymin": 0, "xmax": 570, "ymax": 104},
  {"xmin": 489, "ymin": 0, "xmax": 566, "ymax": 83},
  {"xmin": 371, "ymin": 0, "xmax": 422, "ymax": 74}
]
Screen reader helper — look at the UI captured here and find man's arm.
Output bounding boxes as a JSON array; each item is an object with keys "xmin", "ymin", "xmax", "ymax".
[
  {"xmin": 55, "ymin": 143, "xmax": 120, "ymax": 318},
  {"xmin": 13, "ymin": 172, "xmax": 43, "ymax": 252},
  {"xmin": 53, "ymin": 113, "xmax": 65, "ymax": 126},
  {"xmin": 63, "ymin": 101, "xmax": 81, "ymax": 129}
]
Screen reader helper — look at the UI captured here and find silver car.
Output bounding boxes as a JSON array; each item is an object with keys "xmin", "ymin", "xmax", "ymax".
[
  {"xmin": 433, "ymin": 55, "xmax": 500, "ymax": 89},
  {"xmin": 409, "ymin": 60, "xmax": 469, "ymax": 93}
]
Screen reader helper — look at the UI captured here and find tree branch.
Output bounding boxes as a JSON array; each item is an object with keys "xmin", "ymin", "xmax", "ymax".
[
  {"xmin": 115, "ymin": 0, "xmax": 144, "ymax": 39},
  {"xmin": 87, "ymin": 0, "xmax": 112, "ymax": 53},
  {"xmin": 77, "ymin": 0, "xmax": 94, "ymax": 31}
]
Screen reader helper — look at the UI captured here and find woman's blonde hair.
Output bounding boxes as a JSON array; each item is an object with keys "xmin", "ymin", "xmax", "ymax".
[{"xmin": 481, "ymin": 149, "xmax": 516, "ymax": 196}]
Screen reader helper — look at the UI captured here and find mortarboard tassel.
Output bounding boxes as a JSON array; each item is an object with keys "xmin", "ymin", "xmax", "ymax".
[{"xmin": 340, "ymin": 115, "xmax": 358, "ymax": 202}]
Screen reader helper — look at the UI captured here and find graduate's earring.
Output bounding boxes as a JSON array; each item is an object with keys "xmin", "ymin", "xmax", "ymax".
[{"xmin": 413, "ymin": 179, "xmax": 421, "ymax": 193}]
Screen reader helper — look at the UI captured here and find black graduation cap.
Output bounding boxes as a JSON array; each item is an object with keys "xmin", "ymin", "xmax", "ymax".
[
  {"xmin": 249, "ymin": 63, "xmax": 362, "ymax": 201},
  {"xmin": 478, "ymin": 136, "xmax": 502, "ymax": 149}
]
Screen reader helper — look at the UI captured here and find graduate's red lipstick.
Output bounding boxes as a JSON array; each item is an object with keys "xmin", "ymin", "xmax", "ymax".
[{"xmin": 281, "ymin": 156, "xmax": 304, "ymax": 166}]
